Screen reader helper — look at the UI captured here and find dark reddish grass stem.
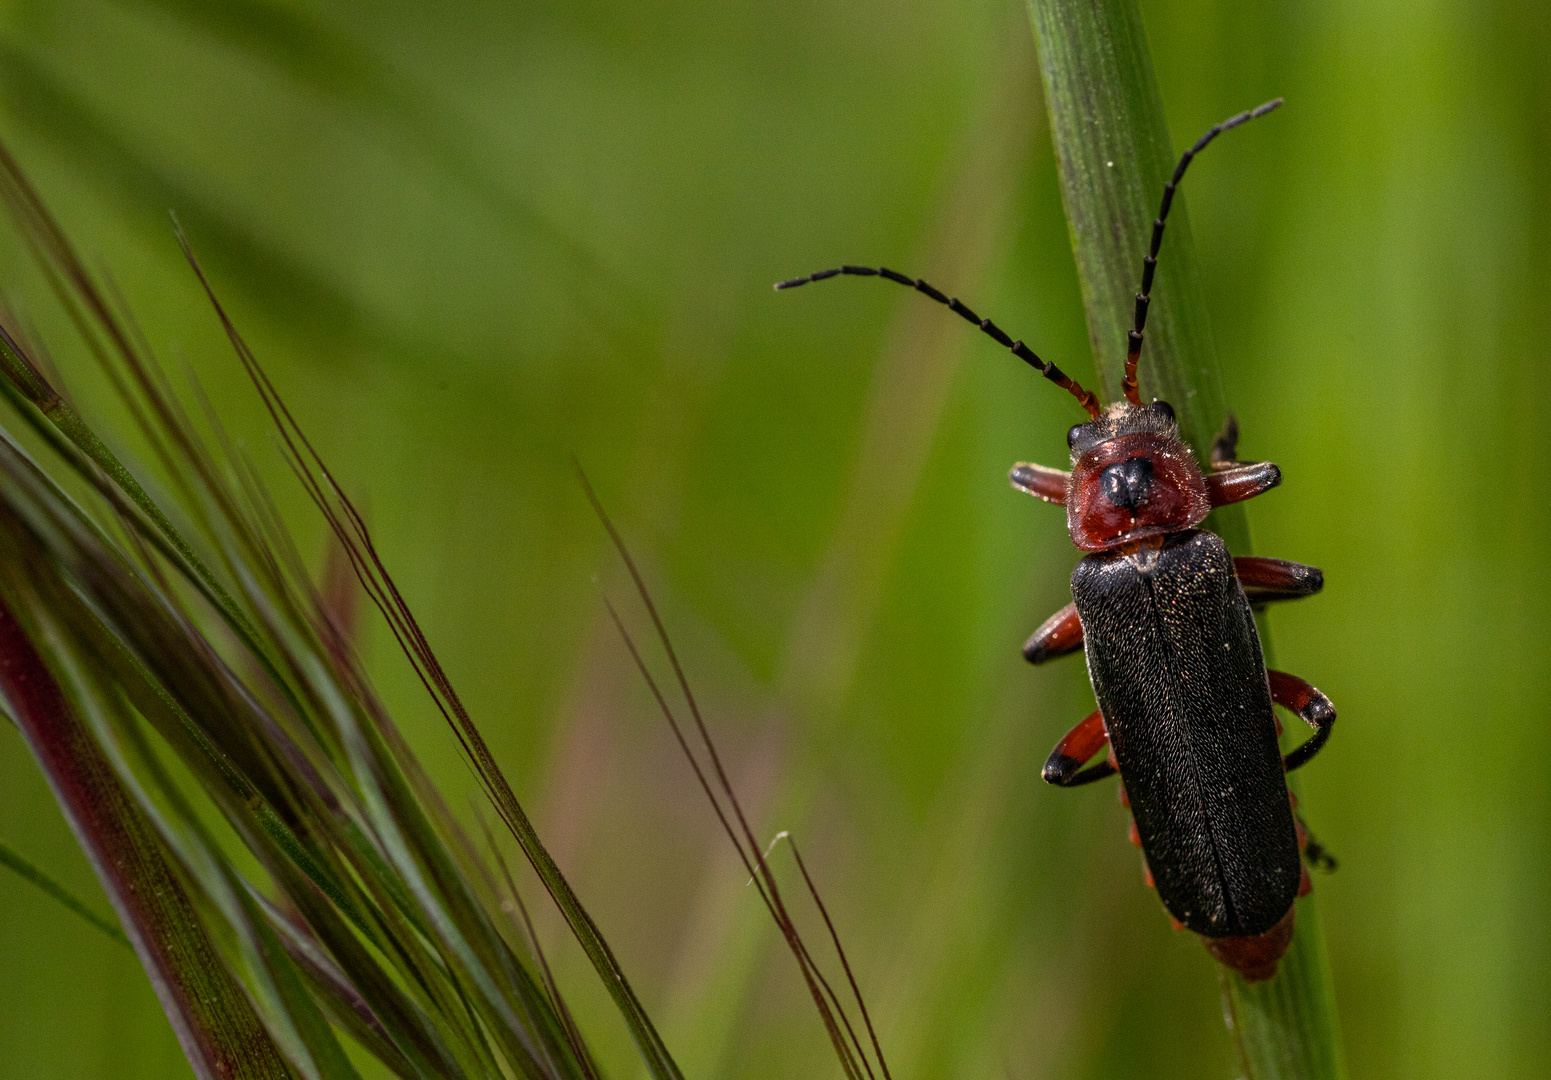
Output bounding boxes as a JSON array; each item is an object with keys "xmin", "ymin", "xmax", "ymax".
[{"xmin": 0, "ymin": 596, "xmax": 291, "ymax": 1080}]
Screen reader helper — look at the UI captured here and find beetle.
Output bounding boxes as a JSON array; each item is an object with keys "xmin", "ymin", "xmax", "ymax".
[{"xmin": 775, "ymin": 98, "xmax": 1334, "ymax": 982}]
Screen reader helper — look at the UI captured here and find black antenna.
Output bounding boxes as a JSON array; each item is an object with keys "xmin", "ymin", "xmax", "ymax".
[
  {"xmin": 1122, "ymin": 97, "xmax": 1283, "ymax": 405},
  {"xmin": 776, "ymin": 264, "xmax": 1102, "ymax": 419}
]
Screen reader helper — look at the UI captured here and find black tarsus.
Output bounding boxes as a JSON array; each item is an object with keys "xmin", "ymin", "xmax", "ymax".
[
  {"xmin": 581, "ymin": 470, "xmax": 892, "ymax": 1080},
  {"xmin": 775, "ymin": 264, "xmax": 1102, "ymax": 418},
  {"xmin": 1122, "ymin": 98, "xmax": 1283, "ymax": 405},
  {"xmin": 1283, "ymin": 718, "xmax": 1334, "ymax": 773},
  {"xmin": 1069, "ymin": 762, "xmax": 1118, "ymax": 786},
  {"xmin": 1211, "ymin": 412, "xmax": 1241, "ymax": 468},
  {"xmin": 1041, "ymin": 753, "xmax": 1118, "ymax": 788},
  {"xmin": 1042, "ymin": 754, "xmax": 1116, "ymax": 788},
  {"xmin": 1299, "ymin": 818, "xmax": 1339, "ymax": 873}
]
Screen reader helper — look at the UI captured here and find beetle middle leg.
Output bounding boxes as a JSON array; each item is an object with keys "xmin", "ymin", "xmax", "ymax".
[
  {"xmin": 1023, "ymin": 602, "xmax": 1083, "ymax": 664},
  {"xmin": 1268, "ymin": 670, "xmax": 1336, "ymax": 771},
  {"xmin": 1041, "ymin": 709, "xmax": 1116, "ymax": 786},
  {"xmin": 1235, "ymin": 556, "xmax": 1323, "ymax": 605}
]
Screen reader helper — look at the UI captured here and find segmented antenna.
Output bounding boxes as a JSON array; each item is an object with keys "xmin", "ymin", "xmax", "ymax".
[
  {"xmin": 1123, "ymin": 97, "xmax": 1283, "ymax": 406},
  {"xmin": 775, "ymin": 265, "xmax": 1102, "ymax": 419}
]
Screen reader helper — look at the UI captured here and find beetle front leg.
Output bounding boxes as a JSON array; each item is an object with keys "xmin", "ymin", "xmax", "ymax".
[
  {"xmin": 1268, "ymin": 670, "xmax": 1336, "ymax": 771},
  {"xmin": 1206, "ymin": 414, "xmax": 1282, "ymax": 507},
  {"xmin": 1207, "ymin": 462, "xmax": 1282, "ymax": 506},
  {"xmin": 1041, "ymin": 709, "xmax": 1117, "ymax": 787},
  {"xmin": 1235, "ymin": 556, "xmax": 1323, "ymax": 604},
  {"xmin": 1009, "ymin": 462, "xmax": 1070, "ymax": 505},
  {"xmin": 1023, "ymin": 602, "xmax": 1083, "ymax": 664},
  {"xmin": 1210, "ymin": 413, "xmax": 1241, "ymax": 467}
]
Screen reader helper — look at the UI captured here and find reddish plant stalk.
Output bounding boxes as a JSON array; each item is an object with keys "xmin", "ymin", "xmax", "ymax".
[{"xmin": 0, "ymin": 596, "xmax": 292, "ymax": 1080}]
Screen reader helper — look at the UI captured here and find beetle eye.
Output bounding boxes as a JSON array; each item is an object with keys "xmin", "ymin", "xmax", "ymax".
[
  {"xmin": 1149, "ymin": 399, "xmax": 1176, "ymax": 423},
  {"xmin": 1066, "ymin": 424, "xmax": 1085, "ymax": 450}
]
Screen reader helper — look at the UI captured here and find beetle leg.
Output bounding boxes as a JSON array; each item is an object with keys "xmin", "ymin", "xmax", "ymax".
[
  {"xmin": 1295, "ymin": 812, "xmax": 1338, "ymax": 872},
  {"xmin": 1210, "ymin": 412, "xmax": 1240, "ymax": 467},
  {"xmin": 1292, "ymin": 808, "xmax": 1336, "ymax": 896},
  {"xmin": 1023, "ymin": 602, "xmax": 1083, "ymax": 664},
  {"xmin": 1206, "ymin": 413, "xmax": 1282, "ymax": 506},
  {"xmin": 1136, "ymin": 843, "xmax": 1181, "ymax": 926},
  {"xmin": 1268, "ymin": 670, "xmax": 1336, "ymax": 771},
  {"xmin": 1293, "ymin": 813, "xmax": 1315, "ymax": 896},
  {"xmin": 1041, "ymin": 709, "xmax": 1117, "ymax": 786},
  {"xmin": 1207, "ymin": 461, "xmax": 1282, "ymax": 506},
  {"xmin": 1235, "ymin": 556, "xmax": 1323, "ymax": 605},
  {"xmin": 1009, "ymin": 462, "xmax": 1070, "ymax": 505}
]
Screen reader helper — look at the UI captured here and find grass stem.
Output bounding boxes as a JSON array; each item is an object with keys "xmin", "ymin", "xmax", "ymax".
[{"xmin": 1025, "ymin": 1, "xmax": 1347, "ymax": 1074}]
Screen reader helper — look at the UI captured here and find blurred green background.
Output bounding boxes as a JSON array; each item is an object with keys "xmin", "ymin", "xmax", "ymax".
[{"xmin": 0, "ymin": 0, "xmax": 1547, "ymax": 1077}]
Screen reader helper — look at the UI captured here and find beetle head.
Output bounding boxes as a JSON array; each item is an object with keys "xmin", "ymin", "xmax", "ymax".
[{"xmin": 1064, "ymin": 399, "xmax": 1210, "ymax": 551}]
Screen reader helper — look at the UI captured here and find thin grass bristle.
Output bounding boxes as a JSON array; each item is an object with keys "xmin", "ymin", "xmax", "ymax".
[
  {"xmin": 0, "ymin": 137, "xmax": 693, "ymax": 1080},
  {"xmin": 578, "ymin": 463, "xmax": 893, "ymax": 1080}
]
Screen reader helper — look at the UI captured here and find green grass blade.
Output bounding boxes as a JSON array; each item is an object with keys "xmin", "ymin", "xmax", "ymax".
[
  {"xmin": 0, "ymin": 834, "xmax": 131, "ymax": 947},
  {"xmin": 0, "ymin": 418, "xmax": 373, "ymax": 936},
  {"xmin": 0, "ymin": 108, "xmax": 657, "ymax": 1080},
  {"xmin": 1025, "ymin": 0, "xmax": 1346, "ymax": 1074},
  {"xmin": 0, "ymin": 270, "xmax": 300, "ymax": 726},
  {"xmin": 0, "ymin": 590, "xmax": 295, "ymax": 1080},
  {"xmin": 179, "ymin": 259, "xmax": 683, "ymax": 1080}
]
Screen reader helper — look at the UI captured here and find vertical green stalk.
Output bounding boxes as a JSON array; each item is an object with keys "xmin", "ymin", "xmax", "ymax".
[{"xmin": 1025, "ymin": 1, "xmax": 1346, "ymax": 1076}]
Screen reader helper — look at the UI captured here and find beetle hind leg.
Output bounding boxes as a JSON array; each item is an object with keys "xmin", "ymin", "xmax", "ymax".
[
  {"xmin": 1268, "ymin": 669, "xmax": 1336, "ymax": 771},
  {"xmin": 1042, "ymin": 709, "xmax": 1116, "ymax": 786},
  {"xmin": 1118, "ymin": 785, "xmax": 1180, "ymax": 922},
  {"xmin": 1295, "ymin": 811, "xmax": 1338, "ymax": 873}
]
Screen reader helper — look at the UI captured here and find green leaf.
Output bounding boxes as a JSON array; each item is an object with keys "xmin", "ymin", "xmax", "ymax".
[{"xmin": 1026, "ymin": 0, "xmax": 1347, "ymax": 1074}]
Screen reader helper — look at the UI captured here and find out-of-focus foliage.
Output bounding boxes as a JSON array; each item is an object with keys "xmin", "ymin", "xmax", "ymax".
[
  {"xmin": 0, "ymin": 132, "xmax": 683, "ymax": 1080},
  {"xmin": 0, "ymin": 0, "xmax": 1546, "ymax": 1078}
]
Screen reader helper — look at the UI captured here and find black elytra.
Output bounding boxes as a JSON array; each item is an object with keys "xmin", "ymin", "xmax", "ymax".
[
  {"xmin": 776, "ymin": 98, "xmax": 1336, "ymax": 980},
  {"xmin": 1074, "ymin": 530, "xmax": 1299, "ymax": 937}
]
